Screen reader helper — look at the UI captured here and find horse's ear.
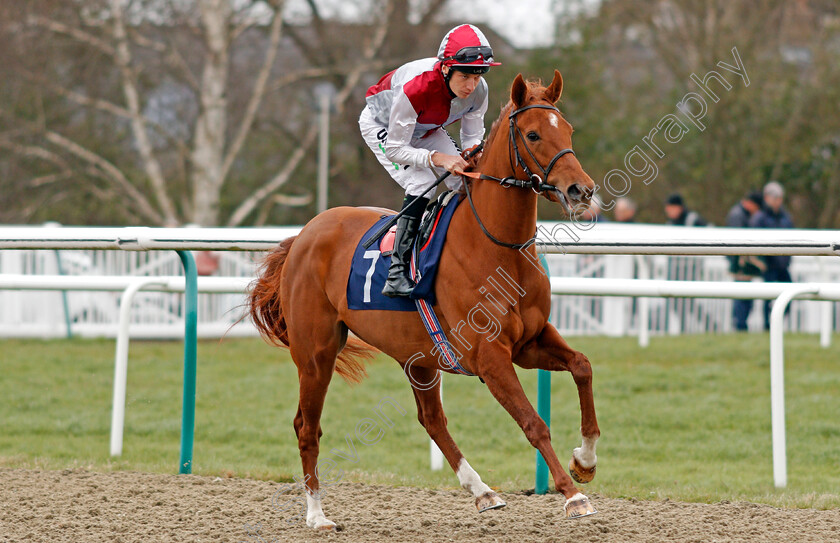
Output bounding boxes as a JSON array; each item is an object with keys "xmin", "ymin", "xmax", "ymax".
[
  {"xmin": 510, "ymin": 73, "xmax": 528, "ymax": 108},
  {"xmin": 545, "ymin": 70, "xmax": 563, "ymax": 103}
]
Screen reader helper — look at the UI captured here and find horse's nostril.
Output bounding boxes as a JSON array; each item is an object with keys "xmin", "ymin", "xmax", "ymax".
[{"xmin": 567, "ymin": 183, "xmax": 583, "ymax": 202}]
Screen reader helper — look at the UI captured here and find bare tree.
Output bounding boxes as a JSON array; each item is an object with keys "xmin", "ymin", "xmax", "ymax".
[{"xmin": 0, "ymin": 0, "xmax": 449, "ymax": 226}]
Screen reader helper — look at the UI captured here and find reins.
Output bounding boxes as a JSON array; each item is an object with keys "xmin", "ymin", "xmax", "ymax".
[
  {"xmin": 461, "ymin": 103, "xmax": 575, "ymax": 250},
  {"xmin": 461, "ymin": 174, "xmax": 535, "ymax": 250}
]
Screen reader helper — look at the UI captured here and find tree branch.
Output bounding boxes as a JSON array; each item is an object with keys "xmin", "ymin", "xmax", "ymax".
[
  {"xmin": 18, "ymin": 67, "xmax": 134, "ymax": 119},
  {"xmin": 12, "ymin": 66, "xmax": 194, "ymax": 172},
  {"xmin": 110, "ymin": 0, "xmax": 178, "ymax": 224},
  {"xmin": 333, "ymin": 7, "xmax": 392, "ymax": 114},
  {"xmin": 226, "ymin": 125, "xmax": 318, "ymax": 226},
  {"xmin": 18, "ymin": 189, "xmax": 72, "ymax": 223},
  {"xmin": 126, "ymin": 28, "xmax": 167, "ymax": 53},
  {"xmin": 44, "ymin": 129, "xmax": 164, "ymax": 224},
  {"xmin": 268, "ymin": 59, "xmax": 396, "ymax": 93},
  {"xmin": 304, "ymin": 0, "xmax": 337, "ymax": 66},
  {"xmin": 417, "ymin": 0, "xmax": 449, "ymax": 27},
  {"xmin": 0, "ymin": 138, "xmax": 72, "ymax": 171},
  {"xmin": 219, "ymin": 0, "xmax": 285, "ymax": 183},
  {"xmin": 163, "ymin": 38, "xmax": 202, "ymax": 92},
  {"xmin": 282, "ymin": 22, "xmax": 323, "ymax": 67},
  {"xmin": 29, "ymin": 15, "xmax": 115, "ymax": 57},
  {"xmin": 225, "ymin": 1, "xmax": 393, "ymax": 225}
]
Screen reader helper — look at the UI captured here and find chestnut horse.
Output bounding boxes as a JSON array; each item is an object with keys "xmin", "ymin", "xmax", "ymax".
[{"xmin": 250, "ymin": 70, "xmax": 600, "ymax": 529}]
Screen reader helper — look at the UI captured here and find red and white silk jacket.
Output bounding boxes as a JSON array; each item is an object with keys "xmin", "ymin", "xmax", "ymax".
[{"xmin": 364, "ymin": 58, "xmax": 488, "ymax": 169}]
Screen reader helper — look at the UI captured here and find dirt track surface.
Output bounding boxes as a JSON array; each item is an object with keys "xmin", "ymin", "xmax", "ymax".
[{"xmin": 1, "ymin": 468, "xmax": 838, "ymax": 542}]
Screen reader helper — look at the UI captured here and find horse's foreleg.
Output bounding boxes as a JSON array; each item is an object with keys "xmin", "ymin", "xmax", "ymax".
[
  {"xmin": 480, "ymin": 350, "xmax": 596, "ymax": 518},
  {"xmin": 408, "ymin": 366, "xmax": 506, "ymax": 513},
  {"xmin": 515, "ymin": 324, "xmax": 600, "ymax": 484}
]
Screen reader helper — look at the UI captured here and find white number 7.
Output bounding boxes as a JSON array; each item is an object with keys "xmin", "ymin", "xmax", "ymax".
[{"xmin": 362, "ymin": 250, "xmax": 381, "ymax": 303}]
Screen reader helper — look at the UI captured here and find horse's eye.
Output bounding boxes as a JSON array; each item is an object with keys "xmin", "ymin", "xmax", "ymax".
[{"xmin": 527, "ymin": 131, "xmax": 540, "ymax": 142}]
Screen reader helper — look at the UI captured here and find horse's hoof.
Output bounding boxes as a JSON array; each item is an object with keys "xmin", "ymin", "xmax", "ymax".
[
  {"xmin": 476, "ymin": 491, "xmax": 506, "ymax": 513},
  {"xmin": 564, "ymin": 493, "xmax": 597, "ymax": 519},
  {"xmin": 307, "ymin": 518, "xmax": 337, "ymax": 531},
  {"xmin": 569, "ymin": 454, "xmax": 596, "ymax": 484}
]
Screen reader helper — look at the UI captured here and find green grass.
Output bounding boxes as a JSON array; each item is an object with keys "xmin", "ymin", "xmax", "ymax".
[{"xmin": 1, "ymin": 334, "xmax": 839, "ymax": 509}]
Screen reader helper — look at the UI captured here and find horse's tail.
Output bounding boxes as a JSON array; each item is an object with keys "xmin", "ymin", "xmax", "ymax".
[
  {"xmin": 248, "ymin": 236, "xmax": 373, "ymax": 384},
  {"xmin": 249, "ymin": 237, "xmax": 295, "ymax": 347}
]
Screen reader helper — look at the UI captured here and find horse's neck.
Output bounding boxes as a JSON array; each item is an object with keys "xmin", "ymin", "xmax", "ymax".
[{"xmin": 467, "ymin": 176, "xmax": 539, "ymax": 248}]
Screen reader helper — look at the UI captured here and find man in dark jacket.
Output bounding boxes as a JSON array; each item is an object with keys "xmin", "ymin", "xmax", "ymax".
[
  {"xmin": 663, "ymin": 193, "xmax": 707, "ymax": 332},
  {"xmin": 726, "ymin": 191, "xmax": 765, "ymax": 330},
  {"xmin": 750, "ymin": 181, "xmax": 795, "ymax": 330},
  {"xmin": 664, "ymin": 193, "xmax": 707, "ymax": 226}
]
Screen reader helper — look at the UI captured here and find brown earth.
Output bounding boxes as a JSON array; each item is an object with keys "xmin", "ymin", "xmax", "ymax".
[{"xmin": 1, "ymin": 468, "xmax": 838, "ymax": 542}]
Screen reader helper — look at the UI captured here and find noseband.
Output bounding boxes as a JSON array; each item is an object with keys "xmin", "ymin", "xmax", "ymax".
[{"xmin": 462, "ymin": 103, "xmax": 576, "ymax": 249}]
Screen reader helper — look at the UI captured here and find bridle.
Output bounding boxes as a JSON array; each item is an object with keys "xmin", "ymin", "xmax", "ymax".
[{"xmin": 462, "ymin": 103, "xmax": 576, "ymax": 250}]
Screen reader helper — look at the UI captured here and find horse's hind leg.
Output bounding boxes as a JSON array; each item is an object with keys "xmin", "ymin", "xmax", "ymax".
[
  {"xmin": 407, "ymin": 366, "xmax": 506, "ymax": 513},
  {"xmin": 289, "ymin": 322, "xmax": 343, "ymax": 530},
  {"xmin": 515, "ymin": 324, "xmax": 600, "ymax": 485}
]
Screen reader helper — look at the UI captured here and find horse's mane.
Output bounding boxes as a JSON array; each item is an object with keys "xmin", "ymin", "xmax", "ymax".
[
  {"xmin": 481, "ymin": 79, "xmax": 560, "ymax": 165},
  {"xmin": 484, "ymin": 101, "xmax": 513, "ymax": 156}
]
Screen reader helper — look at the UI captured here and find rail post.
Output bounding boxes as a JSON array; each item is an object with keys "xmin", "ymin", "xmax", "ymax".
[
  {"xmin": 535, "ymin": 254, "xmax": 552, "ymax": 494},
  {"xmin": 176, "ymin": 250, "xmax": 198, "ymax": 474}
]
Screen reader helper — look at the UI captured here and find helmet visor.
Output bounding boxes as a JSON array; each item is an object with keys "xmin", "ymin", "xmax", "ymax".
[{"xmin": 443, "ymin": 45, "xmax": 497, "ymax": 65}]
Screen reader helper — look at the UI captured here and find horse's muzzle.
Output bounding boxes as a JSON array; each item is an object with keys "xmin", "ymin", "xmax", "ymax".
[{"xmin": 566, "ymin": 183, "xmax": 591, "ymax": 204}]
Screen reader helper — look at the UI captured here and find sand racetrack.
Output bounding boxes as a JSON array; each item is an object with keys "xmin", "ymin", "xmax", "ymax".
[{"xmin": 1, "ymin": 468, "xmax": 838, "ymax": 542}]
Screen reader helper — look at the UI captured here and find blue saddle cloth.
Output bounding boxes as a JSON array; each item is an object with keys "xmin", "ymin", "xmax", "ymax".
[{"xmin": 347, "ymin": 195, "xmax": 461, "ymax": 311}]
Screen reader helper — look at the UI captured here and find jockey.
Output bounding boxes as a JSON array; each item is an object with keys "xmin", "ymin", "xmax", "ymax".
[{"xmin": 359, "ymin": 24, "xmax": 500, "ymax": 297}]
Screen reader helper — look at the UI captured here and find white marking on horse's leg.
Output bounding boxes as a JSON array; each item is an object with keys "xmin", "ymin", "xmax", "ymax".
[
  {"xmin": 305, "ymin": 492, "xmax": 336, "ymax": 530},
  {"xmin": 573, "ymin": 435, "xmax": 598, "ymax": 468},
  {"xmin": 456, "ymin": 458, "xmax": 493, "ymax": 498}
]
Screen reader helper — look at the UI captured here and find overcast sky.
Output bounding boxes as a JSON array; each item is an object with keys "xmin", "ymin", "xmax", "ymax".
[
  {"xmin": 445, "ymin": 0, "xmax": 556, "ymax": 48},
  {"xmin": 281, "ymin": 0, "xmax": 563, "ymax": 48}
]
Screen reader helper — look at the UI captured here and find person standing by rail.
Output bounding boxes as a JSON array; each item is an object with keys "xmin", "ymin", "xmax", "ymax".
[
  {"xmin": 726, "ymin": 190, "xmax": 765, "ymax": 331},
  {"xmin": 750, "ymin": 181, "xmax": 795, "ymax": 330}
]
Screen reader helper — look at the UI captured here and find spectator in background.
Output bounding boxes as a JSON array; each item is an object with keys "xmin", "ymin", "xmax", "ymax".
[
  {"xmin": 726, "ymin": 190, "xmax": 765, "ymax": 330},
  {"xmin": 614, "ymin": 197, "xmax": 637, "ymax": 223},
  {"xmin": 664, "ymin": 193, "xmax": 707, "ymax": 226},
  {"xmin": 750, "ymin": 181, "xmax": 795, "ymax": 330},
  {"xmin": 663, "ymin": 193, "xmax": 707, "ymax": 333},
  {"xmin": 614, "ymin": 196, "xmax": 641, "ymax": 328}
]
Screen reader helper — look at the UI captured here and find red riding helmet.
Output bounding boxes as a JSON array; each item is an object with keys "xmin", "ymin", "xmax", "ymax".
[{"xmin": 437, "ymin": 24, "xmax": 501, "ymax": 74}]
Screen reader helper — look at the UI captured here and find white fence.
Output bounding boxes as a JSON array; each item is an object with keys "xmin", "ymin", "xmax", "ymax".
[
  {"xmin": 0, "ymin": 248, "xmax": 262, "ymax": 338},
  {"xmin": 2, "ymin": 245, "xmax": 839, "ymax": 338},
  {"xmin": 547, "ymin": 253, "xmax": 840, "ymax": 336},
  {"xmin": 2, "ymin": 223, "xmax": 838, "ymax": 488}
]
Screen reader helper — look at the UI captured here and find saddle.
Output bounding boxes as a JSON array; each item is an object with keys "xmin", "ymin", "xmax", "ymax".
[
  {"xmin": 379, "ymin": 191, "xmax": 459, "ymax": 257},
  {"xmin": 346, "ymin": 191, "xmax": 460, "ymax": 312},
  {"xmin": 345, "ymin": 190, "xmax": 473, "ymax": 376}
]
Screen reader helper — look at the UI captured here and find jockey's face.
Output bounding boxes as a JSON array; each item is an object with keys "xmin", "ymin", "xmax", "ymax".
[{"xmin": 443, "ymin": 66, "xmax": 482, "ymax": 99}]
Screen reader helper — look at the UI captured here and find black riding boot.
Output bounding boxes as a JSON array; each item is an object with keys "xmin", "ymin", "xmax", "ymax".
[{"xmin": 382, "ymin": 197, "xmax": 427, "ymax": 298}]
